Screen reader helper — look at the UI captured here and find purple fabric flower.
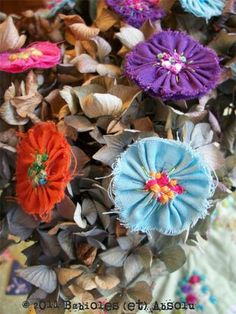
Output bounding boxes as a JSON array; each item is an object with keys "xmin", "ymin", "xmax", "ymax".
[
  {"xmin": 124, "ymin": 30, "xmax": 221, "ymax": 100},
  {"xmin": 106, "ymin": 0, "xmax": 165, "ymax": 28}
]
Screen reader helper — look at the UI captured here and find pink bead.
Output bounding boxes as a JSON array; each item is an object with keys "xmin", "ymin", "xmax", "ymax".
[
  {"xmin": 189, "ymin": 275, "xmax": 201, "ymax": 284},
  {"xmin": 186, "ymin": 294, "xmax": 198, "ymax": 304}
]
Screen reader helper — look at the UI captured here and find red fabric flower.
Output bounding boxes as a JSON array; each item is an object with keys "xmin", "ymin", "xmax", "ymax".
[
  {"xmin": 16, "ymin": 122, "xmax": 72, "ymax": 221},
  {"xmin": 0, "ymin": 42, "xmax": 61, "ymax": 73}
]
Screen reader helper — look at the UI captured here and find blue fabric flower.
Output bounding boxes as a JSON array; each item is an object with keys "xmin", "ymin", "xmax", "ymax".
[
  {"xmin": 180, "ymin": 0, "xmax": 226, "ymax": 19},
  {"xmin": 112, "ymin": 137, "xmax": 215, "ymax": 235}
]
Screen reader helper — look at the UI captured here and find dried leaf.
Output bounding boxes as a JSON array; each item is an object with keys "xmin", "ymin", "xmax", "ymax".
[
  {"xmin": 81, "ymin": 93, "xmax": 123, "ymax": 118},
  {"xmin": 92, "ymin": 36, "xmax": 112, "ymax": 61},
  {"xmin": 64, "ymin": 115, "xmax": 94, "ymax": 132},
  {"xmin": 73, "ymin": 54, "xmax": 99, "ymax": 73},
  {"xmin": 95, "ymin": 8, "xmax": 118, "ymax": 32},
  {"xmin": 74, "ymin": 203, "xmax": 87, "ymax": 229},
  {"xmin": 159, "ymin": 245, "xmax": 186, "ymax": 272},
  {"xmin": 0, "ymin": 17, "xmax": 26, "ymax": 52},
  {"xmin": 17, "ymin": 266, "xmax": 57, "ymax": 293},
  {"xmin": 69, "ymin": 23, "xmax": 99, "ymax": 41},
  {"xmin": 99, "ymin": 247, "xmax": 128, "ymax": 267},
  {"xmin": 56, "ymin": 267, "xmax": 83, "ymax": 285},
  {"xmin": 127, "ymin": 281, "xmax": 152, "ymax": 303},
  {"xmin": 97, "ymin": 64, "xmax": 122, "ymax": 78},
  {"xmin": 76, "ymin": 242, "xmax": 97, "ymax": 266},
  {"xmin": 196, "ymin": 143, "xmax": 225, "ymax": 170},
  {"xmin": 95, "ymin": 274, "xmax": 120, "ymax": 290},
  {"xmin": 59, "ymin": 86, "xmax": 79, "ymax": 115},
  {"xmin": 116, "ymin": 26, "xmax": 145, "ymax": 49},
  {"xmin": 124, "ymin": 254, "xmax": 143, "ymax": 283}
]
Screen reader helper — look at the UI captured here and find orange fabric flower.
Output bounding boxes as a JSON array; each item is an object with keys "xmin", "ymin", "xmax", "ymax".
[{"xmin": 16, "ymin": 122, "xmax": 72, "ymax": 221}]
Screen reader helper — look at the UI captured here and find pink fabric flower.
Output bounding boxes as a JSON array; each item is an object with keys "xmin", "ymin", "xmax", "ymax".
[{"xmin": 0, "ymin": 42, "xmax": 61, "ymax": 73}]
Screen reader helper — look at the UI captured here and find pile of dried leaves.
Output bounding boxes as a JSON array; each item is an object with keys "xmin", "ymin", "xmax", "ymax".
[{"xmin": 0, "ymin": 0, "xmax": 235, "ymax": 313}]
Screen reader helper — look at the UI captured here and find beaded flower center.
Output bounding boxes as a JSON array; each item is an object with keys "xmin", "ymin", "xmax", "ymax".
[
  {"xmin": 144, "ymin": 171, "xmax": 184, "ymax": 204},
  {"xmin": 8, "ymin": 48, "xmax": 43, "ymax": 62},
  {"xmin": 125, "ymin": 0, "xmax": 149, "ymax": 11},
  {"xmin": 157, "ymin": 51, "xmax": 187, "ymax": 74},
  {"xmin": 28, "ymin": 153, "xmax": 48, "ymax": 187}
]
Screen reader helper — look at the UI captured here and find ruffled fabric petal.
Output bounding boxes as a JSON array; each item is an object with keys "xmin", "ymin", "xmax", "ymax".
[
  {"xmin": 0, "ymin": 42, "xmax": 61, "ymax": 73},
  {"xmin": 125, "ymin": 30, "xmax": 221, "ymax": 100},
  {"xmin": 180, "ymin": 0, "xmax": 226, "ymax": 20},
  {"xmin": 16, "ymin": 122, "xmax": 71, "ymax": 222},
  {"xmin": 112, "ymin": 137, "xmax": 215, "ymax": 235},
  {"xmin": 106, "ymin": 0, "xmax": 165, "ymax": 28}
]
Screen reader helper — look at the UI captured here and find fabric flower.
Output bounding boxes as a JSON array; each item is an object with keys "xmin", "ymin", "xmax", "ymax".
[
  {"xmin": 180, "ymin": 0, "xmax": 226, "ymax": 20},
  {"xmin": 16, "ymin": 122, "xmax": 72, "ymax": 222},
  {"xmin": 112, "ymin": 137, "xmax": 215, "ymax": 235},
  {"xmin": 124, "ymin": 30, "xmax": 221, "ymax": 100},
  {"xmin": 45, "ymin": 0, "xmax": 76, "ymax": 15},
  {"xmin": 0, "ymin": 42, "xmax": 61, "ymax": 73},
  {"xmin": 106, "ymin": 0, "xmax": 165, "ymax": 28}
]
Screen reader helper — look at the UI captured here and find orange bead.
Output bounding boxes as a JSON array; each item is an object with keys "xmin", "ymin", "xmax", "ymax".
[
  {"xmin": 155, "ymin": 172, "xmax": 162, "ymax": 179},
  {"xmin": 167, "ymin": 191, "xmax": 175, "ymax": 199},
  {"xmin": 170, "ymin": 179, "xmax": 177, "ymax": 186},
  {"xmin": 150, "ymin": 171, "xmax": 156, "ymax": 177}
]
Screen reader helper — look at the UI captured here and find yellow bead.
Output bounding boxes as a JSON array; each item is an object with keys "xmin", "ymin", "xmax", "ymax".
[
  {"xmin": 150, "ymin": 171, "xmax": 156, "ymax": 177},
  {"xmin": 30, "ymin": 48, "xmax": 43, "ymax": 57},
  {"xmin": 167, "ymin": 191, "xmax": 175, "ymax": 199},
  {"xmin": 150, "ymin": 184, "xmax": 161, "ymax": 193},
  {"xmin": 161, "ymin": 186, "xmax": 170, "ymax": 193}
]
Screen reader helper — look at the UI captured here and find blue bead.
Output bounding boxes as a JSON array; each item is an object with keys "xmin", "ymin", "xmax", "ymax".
[
  {"xmin": 201, "ymin": 285, "xmax": 209, "ymax": 294},
  {"xmin": 196, "ymin": 304, "xmax": 205, "ymax": 311},
  {"xmin": 209, "ymin": 295, "xmax": 217, "ymax": 304},
  {"xmin": 39, "ymin": 178, "xmax": 47, "ymax": 185}
]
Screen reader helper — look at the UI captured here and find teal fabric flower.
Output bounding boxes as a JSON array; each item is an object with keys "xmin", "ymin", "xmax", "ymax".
[
  {"xmin": 180, "ymin": 0, "xmax": 226, "ymax": 19},
  {"xmin": 112, "ymin": 137, "xmax": 215, "ymax": 235}
]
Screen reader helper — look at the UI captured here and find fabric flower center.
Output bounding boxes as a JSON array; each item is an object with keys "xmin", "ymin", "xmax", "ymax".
[
  {"xmin": 144, "ymin": 171, "xmax": 184, "ymax": 204},
  {"xmin": 8, "ymin": 48, "xmax": 43, "ymax": 62},
  {"xmin": 28, "ymin": 153, "xmax": 48, "ymax": 187},
  {"xmin": 157, "ymin": 51, "xmax": 187, "ymax": 74}
]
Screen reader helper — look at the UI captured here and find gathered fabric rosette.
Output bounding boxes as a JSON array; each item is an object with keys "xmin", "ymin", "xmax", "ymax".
[
  {"xmin": 0, "ymin": 42, "xmax": 61, "ymax": 73},
  {"xmin": 16, "ymin": 122, "xmax": 72, "ymax": 221},
  {"xmin": 106, "ymin": 0, "xmax": 165, "ymax": 28},
  {"xmin": 124, "ymin": 30, "xmax": 221, "ymax": 100},
  {"xmin": 180, "ymin": 0, "xmax": 226, "ymax": 20},
  {"xmin": 112, "ymin": 137, "xmax": 215, "ymax": 235}
]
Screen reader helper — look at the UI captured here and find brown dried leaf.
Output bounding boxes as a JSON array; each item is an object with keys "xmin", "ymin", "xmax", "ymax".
[
  {"xmin": 108, "ymin": 85, "xmax": 141, "ymax": 110},
  {"xmin": 57, "ymin": 120, "xmax": 78, "ymax": 141},
  {"xmin": 132, "ymin": 117, "xmax": 154, "ymax": 132},
  {"xmin": 68, "ymin": 286, "xmax": 94, "ymax": 302},
  {"xmin": 56, "ymin": 267, "xmax": 83, "ymax": 285},
  {"xmin": 69, "ymin": 23, "xmax": 99, "ymax": 41},
  {"xmin": 208, "ymin": 30, "xmax": 236, "ymax": 54},
  {"xmin": 74, "ymin": 273, "xmax": 97, "ymax": 290},
  {"xmin": 70, "ymin": 146, "xmax": 90, "ymax": 174},
  {"xmin": 45, "ymin": 89, "xmax": 66, "ymax": 116},
  {"xmin": 76, "ymin": 243, "xmax": 97, "ymax": 266},
  {"xmin": 95, "ymin": 274, "xmax": 120, "ymax": 290},
  {"xmin": 115, "ymin": 220, "xmax": 127, "ymax": 237},
  {"xmin": 59, "ymin": 14, "xmax": 85, "ymax": 26},
  {"xmin": 97, "ymin": 64, "xmax": 122, "ymax": 78},
  {"xmin": 95, "ymin": 8, "xmax": 118, "ymax": 32},
  {"xmin": 127, "ymin": 281, "xmax": 152, "ymax": 303},
  {"xmin": 0, "ymin": 17, "xmax": 26, "ymax": 52}
]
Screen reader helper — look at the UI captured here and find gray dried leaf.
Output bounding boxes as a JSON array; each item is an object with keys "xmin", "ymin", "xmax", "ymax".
[
  {"xmin": 159, "ymin": 245, "xmax": 186, "ymax": 273},
  {"xmin": 37, "ymin": 229, "xmax": 61, "ymax": 257},
  {"xmin": 99, "ymin": 247, "xmax": 128, "ymax": 267},
  {"xmin": 64, "ymin": 115, "xmax": 94, "ymax": 132},
  {"xmin": 74, "ymin": 202, "xmax": 87, "ymax": 229},
  {"xmin": 82, "ymin": 198, "xmax": 97, "ymax": 225},
  {"xmin": 190, "ymin": 123, "xmax": 214, "ymax": 149},
  {"xmin": 196, "ymin": 143, "xmax": 225, "ymax": 170},
  {"xmin": 17, "ymin": 265, "xmax": 57, "ymax": 293},
  {"xmin": 124, "ymin": 254, "xmax": 143, "ymax": 283},
  {"xmin": 57, "ymin": 230, "xmax": 76, "ymax": 260},
  {"xmin": 7, "ymin": 205, "xmax": 40, "ymax": 240}
]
